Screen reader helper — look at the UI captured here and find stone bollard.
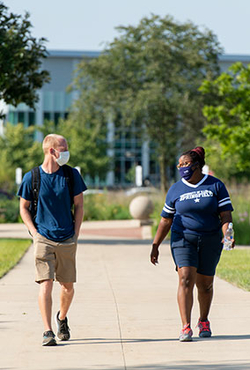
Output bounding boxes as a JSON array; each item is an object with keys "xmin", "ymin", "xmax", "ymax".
[{"xmin": 129, "ymin": 195, "xmax": 154, "ymax": 225}]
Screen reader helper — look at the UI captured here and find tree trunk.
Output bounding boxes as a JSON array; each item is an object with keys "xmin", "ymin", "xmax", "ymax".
[{"xmin": 159, "ymin": 155, "xmax": 168, "ymax": 194}]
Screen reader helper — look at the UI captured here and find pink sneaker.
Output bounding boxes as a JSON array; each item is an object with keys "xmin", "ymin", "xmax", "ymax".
[
  {"xmin": 197, "ymin": 319, "xmax": 212, "ymax": 338},
  {"xmin": 179, "ymin": 323, "xmax": 193, "ymax": 342}
]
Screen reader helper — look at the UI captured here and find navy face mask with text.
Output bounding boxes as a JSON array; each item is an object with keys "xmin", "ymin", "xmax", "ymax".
[{"xmin": 178, "ymin": 164, "xmax": 196, "ymax": 180}]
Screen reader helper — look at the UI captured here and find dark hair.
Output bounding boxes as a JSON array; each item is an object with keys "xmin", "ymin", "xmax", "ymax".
[{"xmin": 181, "ymin": 146, "xmax": 205, "ymax": 168}]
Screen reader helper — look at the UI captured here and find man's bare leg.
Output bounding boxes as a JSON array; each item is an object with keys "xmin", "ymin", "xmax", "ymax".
[{"xmin": 38, "ymin": 279, "xmax": 53, "ymax": 331}]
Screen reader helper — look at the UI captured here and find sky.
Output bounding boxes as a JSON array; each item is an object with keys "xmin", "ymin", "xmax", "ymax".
[{"xmin": 5, "ymin": 0, "xmax": 250, "ymax": 55}]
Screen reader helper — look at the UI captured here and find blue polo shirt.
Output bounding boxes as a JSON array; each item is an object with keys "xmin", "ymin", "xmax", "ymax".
[
  {"xmin": 18, "ymin": 166, "xmax": 87, "ymax": 241},
  {"xmin": 161, "ymin": 175, "xmax": 233, "ymax": 235}
]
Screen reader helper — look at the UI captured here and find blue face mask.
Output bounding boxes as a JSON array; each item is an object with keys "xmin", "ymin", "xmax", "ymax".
[{"xmin": 178, "ymin": 163, "xmax": 196, "ymax": 180}]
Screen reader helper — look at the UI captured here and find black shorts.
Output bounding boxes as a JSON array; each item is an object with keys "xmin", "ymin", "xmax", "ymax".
[{"xmin": 170, "ymin": 231, "xmax": 223, "ymax": 276}]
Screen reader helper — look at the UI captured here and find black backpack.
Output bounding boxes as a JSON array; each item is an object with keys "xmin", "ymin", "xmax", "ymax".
[{"xmin": 29, "ymin": 164, "xmax": 74, "ymax": 221}]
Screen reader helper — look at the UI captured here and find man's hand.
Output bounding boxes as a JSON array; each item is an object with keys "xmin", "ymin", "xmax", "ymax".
[{"xmin": 20, "ymin": 197, "xmax": 37, "ymax": 237}]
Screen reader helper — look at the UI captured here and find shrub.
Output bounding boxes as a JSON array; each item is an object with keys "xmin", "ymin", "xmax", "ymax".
[
  {"xmin": 83, "ymin": 192, "xmax": 132, "ymax": 221},
  {"xmin": 0, "ymin": 197, "xmax": 20, "ymax": 223},
  {"xmin": 229, "ymin": 184, "xmax": 250, "ymax": 245}
]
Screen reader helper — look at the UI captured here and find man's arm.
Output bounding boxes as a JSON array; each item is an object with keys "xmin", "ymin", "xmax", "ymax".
[
  {"xmin": 73, "ymin": 192, "xmax": 84, "ymax": 239},
  {"xmin": 19, "ymin": 197, "xmax": 37, "ymax": 236}
]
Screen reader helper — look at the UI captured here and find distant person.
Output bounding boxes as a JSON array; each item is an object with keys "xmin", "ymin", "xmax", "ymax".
[
  {"xmin": 143, "ymin": 176, "xmax": 151, "ymax": 187},
  {"xmin": 150, "ymin": 147, "xmax": 234, "ymax": 342},
  {"xmin": 18, "ymin": 134, "xmax": 87, "ymax": 346}
]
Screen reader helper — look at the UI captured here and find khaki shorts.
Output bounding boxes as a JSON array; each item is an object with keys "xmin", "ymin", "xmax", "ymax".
[{"xmin": 33, "ymin": 233, "xmax": 77, "ymax": 283}]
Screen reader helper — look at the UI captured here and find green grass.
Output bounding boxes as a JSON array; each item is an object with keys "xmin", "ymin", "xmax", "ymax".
[
  {"xmin": 217, "ymin": 249, "xmax": 250, "ymax": 291},
  {"xmin": 0, "ymin": 239, "xmax": 32, "ymax": 278}
]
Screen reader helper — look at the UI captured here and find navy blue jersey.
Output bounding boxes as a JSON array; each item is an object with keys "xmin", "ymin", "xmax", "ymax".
[
  {"xmin": 161, "ymin": 175, "xmax": 233, "ymax": 235},
  {"xmin": 18, "ymin": 166, "xmax": 87, "ymax": 241}
]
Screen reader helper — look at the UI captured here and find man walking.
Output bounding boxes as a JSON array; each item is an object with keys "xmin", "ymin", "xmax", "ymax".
[{"xmin": 18, "ymin": 134, "xmax": 87, "ymax": 346}]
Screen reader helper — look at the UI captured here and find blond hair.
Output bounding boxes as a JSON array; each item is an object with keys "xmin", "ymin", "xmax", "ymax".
[{"xmin": 42, "ymin": 134, "xmax": 66, "ymax": 154}]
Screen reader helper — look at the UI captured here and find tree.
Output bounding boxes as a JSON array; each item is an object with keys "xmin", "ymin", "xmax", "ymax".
[
  {"xmin": 0, "ymin": 123, "xmax": 43, "ymax": 190},
  {"xmin": 61, "ymin": 119, "xmax": 110, "ymax": 182},
  {"xmin": 0, "ymin": 118, "xmax": 109, "ymax": 190},
  {"xmin": 38, "ymin": 116, "xmax": 110, "ymax": 182},
  {"xmin": 72, "ymin": 14, "xmax": 222, "ymax": 191},
  {"xmin": 0, "ymin": 2, "xmax": 50, "ymax": 117},
  {"xmin": 200, "ymin": 62, "xmax": 250, "ymax": 178}
]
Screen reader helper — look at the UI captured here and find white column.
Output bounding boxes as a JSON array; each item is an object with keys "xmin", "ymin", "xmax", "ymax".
[
  {"xmin": 72, "ymin": 59, "xmax": 81, "ymax": 103},
  {"xmin": 35, "ymin": 90, "xmax": 44, "ymax": 142},
  {"xmin": 106, "ymin": 119, "xmax": 115, "ymax": 186},
  {"xmin": 142, "ymin": 138, "xmax": 150, "ymax": 179}
]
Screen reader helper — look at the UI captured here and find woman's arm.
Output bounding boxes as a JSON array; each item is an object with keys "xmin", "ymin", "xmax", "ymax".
[{"xmin": 150, "ymin": 217, "xmax": 173, "ymax": 265}]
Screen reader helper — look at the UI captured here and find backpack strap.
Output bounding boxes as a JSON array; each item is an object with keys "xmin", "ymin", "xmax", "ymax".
[
  {"xmin": 62, "ymin": 164, "xmax": 74, "ymax": 208},
  {"xmin": 31, "ymin": 166, "xmax": 41, "ymax": 220}
]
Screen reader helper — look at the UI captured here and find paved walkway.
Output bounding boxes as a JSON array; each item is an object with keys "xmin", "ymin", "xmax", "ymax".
[{"xmin": 1, "ymin": 221, "xmax": 250, "ymax": 370}]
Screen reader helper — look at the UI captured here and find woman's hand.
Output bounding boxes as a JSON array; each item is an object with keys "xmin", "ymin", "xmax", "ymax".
[
  {"xmin": 150, "ymin": 244, "xmax": 159, "ymax": 265},
  {"xmin": 150, "ymin": 217, "xmax": 173, "ymax": 265},
  {"xmin": 220, "ymin": 210, "xmax": 235, "ymax": 248}
]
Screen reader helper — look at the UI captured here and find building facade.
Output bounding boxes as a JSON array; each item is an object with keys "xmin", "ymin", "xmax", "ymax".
[{"xmin": 3, "ymin": 51, "xmax": 250, "ymax": 187}]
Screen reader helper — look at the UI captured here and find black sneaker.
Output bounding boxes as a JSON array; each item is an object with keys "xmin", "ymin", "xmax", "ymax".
[
  {"xmin": 42, "ymin": 330, "xmax": 57, "ymax": 346},
  {"xmin": 55, "ymin": 311, "xmax": 70, "ymax": 340}
]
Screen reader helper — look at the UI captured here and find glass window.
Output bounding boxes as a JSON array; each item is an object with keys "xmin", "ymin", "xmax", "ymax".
[
  {"xmin": 114, "ymin": 142, "xmax": 122, "ymax": 149},
  {"xmin": 125, "ymin": 160, "xmax": 133, "ymax": 183},
  {"xmin": 150, "ymin": 160, "xmax": 157, "ymax": 174},
  {"xmin": 18, "ymin": 112, "xmax": 25, "ymax": 124},
  {"xmin": 114, "ymin": 160, "xmax": 122, "ymax": 183},
  {"xmin": 28, "ymin": 112, "xmax": 35, "ymax": 126},
  {"xmin": 8, "ymin": 111, "xmax": 17, "ymax": 124},
  {"xmin": 44, "ymin": 112, "xmax": 51, "ymax": 121},
  {"xmin": 54, "ymin": 112, "xmax": 61, "ymax": 125},
  {"xmin": 135, "ymin": 140, "xmax": 142, "ymax": 149},
  {"xmin": 125, "ymin": 141, "xmax": 132, "ymax": 149},
  {"xmin": 125, "ymin": 131, "xmax": 132, "ymax": 140}
]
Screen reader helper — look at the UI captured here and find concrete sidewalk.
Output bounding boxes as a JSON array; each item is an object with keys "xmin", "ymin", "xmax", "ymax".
[
  {"xmin": 1, "ymin": 222, "xmax": 250, "ymax": 369},
  {"xmin": 0, "ymin": 220, "xmax": 152, "ymax": 240}
]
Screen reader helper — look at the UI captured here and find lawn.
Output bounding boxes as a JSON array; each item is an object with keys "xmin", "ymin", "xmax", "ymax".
[
  {"xmin": 216, "ymin": 248, "xmax": 250, "ymax": 291},
  {"xmin": 0, "ymin": 239, "xmax": 32, "ymax": 278}
]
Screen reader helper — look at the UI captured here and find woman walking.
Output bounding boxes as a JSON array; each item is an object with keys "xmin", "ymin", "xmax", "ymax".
[{"xmin": 150, "ymin": 146, "xmax": 234, "ymax": 342}]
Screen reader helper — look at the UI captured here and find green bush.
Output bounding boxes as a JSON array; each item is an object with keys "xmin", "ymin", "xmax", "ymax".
[
  {"xmin": 226, "ymin": 184, "xmax": 250, "ymax": 245},
  {"xmin": 150, "ymin": 194, "xmax": 165, "ymax": 237},
  {"xmin": 0, "ymin": 197, "xmax": 20, "ymax": 223},
  {"xmin": 84, "ymin": 192, "xmax": 132, "ymax": 221}
]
